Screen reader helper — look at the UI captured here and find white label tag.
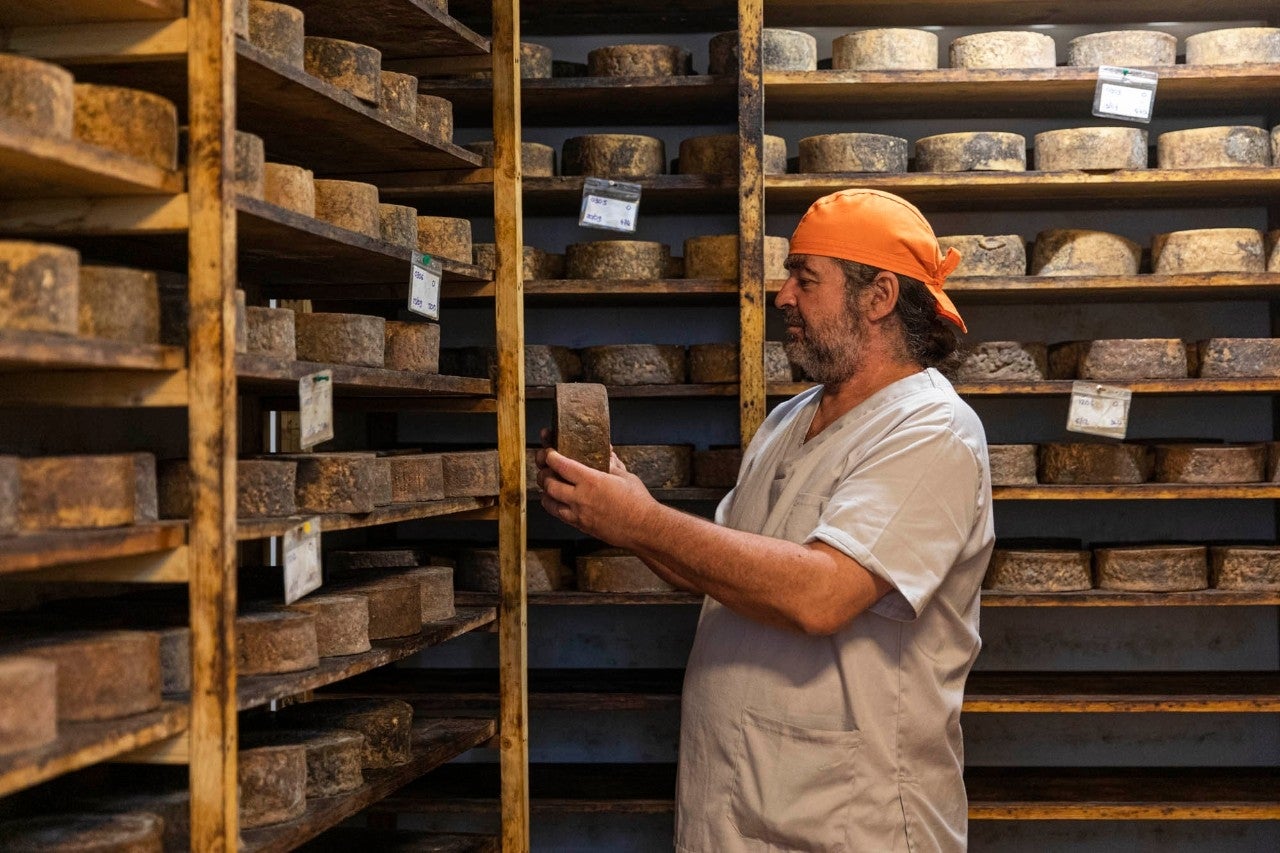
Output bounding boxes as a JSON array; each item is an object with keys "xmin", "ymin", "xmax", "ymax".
[
  {"xmin": 1066, "ymin": 381, "xmax": 1132, "ymax": 439},
  {"xmin": 409, "ymin": 254, "xmax": 442, "ymax": 320},
  {"xmin": 580, "ymin": 193, "xmax": 637, "ymax": 231},
  {"xmin": 298, "ymin": 370, "xmax": 333, "ymax": 449},
  {"xmin": 1093, "ymin": 66, "xmax": 1158, "ymax": 123},
  {"xmin": 283, "ymin": 517, "xmax": 322, "ymax": 604}
]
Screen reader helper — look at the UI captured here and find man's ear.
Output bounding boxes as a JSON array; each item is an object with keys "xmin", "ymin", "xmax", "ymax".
[{"xmin": 861, "ymin": 270, "xmax": 900, "ymax": 323}]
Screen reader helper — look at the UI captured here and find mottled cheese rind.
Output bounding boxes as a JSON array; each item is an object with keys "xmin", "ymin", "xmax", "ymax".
[
  {"xmin": 936, "ymin": 235, "xmax": 1026, "ymax": 277},
  {"xmin": 235, "ymin": 130, "xmax": 266, "ymax": 199},
  {"xmin": 1066, "ymin": 31, "xmax": 1177, "ymax": 67},
  {"xmin": 382, "ymin": 452, "xmax": 445, "ymax": 503},
  {"xmin": 1031, "ymin": 229, "xmax": 1141, "ymax": 276},
  {"xmin": 384, "ymin": 320, "xmax": 440, "ymax": 373},
  {"xmin": 587, "ymin": 44, "xmax": 692, "ymax": 77},
  {"xmin": 1038, "ymin": 443, "xmax": 1153, "ymax": 485},
  {"xmin": 239, "ymin": 744, "xmax": 307, "ymax": 828},
  {"xmin": 378, "ymin": 70, "xmax": 418, "ymax": 128},
  {"xmin": 241, "ymin": 728, "xmax": 364, "ymax": 798},
  {"xmin": 1095, "ymin": 545, "xmax": 1208, "ymax": 592},
  {"xmin": 414, "ymin": 94, "xmax": 453, "ymax": 141},
  {"xmin": 0, "ymin": 655, "xmax": 57, "ymax": 755},
  {"xmin": 581, "ymin": 344, "xmax": 686, "ymax": 385},
  {"xmin": 294, "ymin": 312, "xmax": 385, "ymax": 367},
  {"xmin": 0, "ymin": 813, "xmax": 166, "ymax": 851},
  {"xmin": 988, "ymin": 445, "xmax": 1038, "ymax": 485},
  {"xmin": 1153, "ymin": 443, "xmax": 1266, "ymax": 484},
  {"xmin": 441, "ymin": 449, "xmax": 499, "ymax": 497},
  {"xmin": 984, "ymin": 549, "xmax": 1092, "ymax": 592},
  {"xmin": 1049, "ymin": 338, "xmax": 1187, "ymax": 381},
  {"xmin": 0, "ymin": 54, "xmax": 74, "ymax": 139},
  {"xmin": 577, "ymin": 548, "xmax": 675, "ymax": 592},
  {"xmin": 236, "ymin": 611, "xmax": 319, "ymax": 675},
  {"xmin": 799, "ymin": 133, "xmax": 909, "ymax": 173},
  {"xmin": 313, "ymin": 179, "xmax": 381, "ymax": 238},
  {"xmin": 280, "ymin": 697, "xmax": 414, "ymax": 769},
  {"xmin": 335, "ymin": 579, "xmax": 422, "ymax": 639},
  {"xmin": 1157, "ymin": 126, "xmax": 1271, "ymax": 169},
  {"xmin": 565, "ymin": 241, "xmax": 670, "ymax": 280},
  {"xmin": 915, "ymin": 132, "xmax": 1027, "ymax": 172},
  {"xmin": 555, "ymin": 382, "xmax": 611, "ymax": 471},
  {"xmin": 416, "ymin": 216, "xmax": 472, "ymax": 263},
  {"xmin": 954, "ymin": 342, "xmax": 1048, "ymax": 381},
  {"xmin": 244, "ymin": 306, "xmax": 296, "ymax": 360},
  {"xmin": 683, "ymin": 234, "xmax": 789, "ymax": 280},
  {"xmin": 263, "ymin": 162, "xmax": 315, "ymax": 217},
  {"xmin": 17, "ymin": 630, "xmax": 161, "ymax": 721},
  {"xmin": 949, "ymin": 31, "xmax": 1057, "ymax": 69},
  {"xmin": 833, "ymin": 28, "xmax": 938, "ymax": 71},
  {"xmin": 613, "ymin": 444, "xmax": 692, "ymax": 488},
  {"xmin": 561, "ymin": 134, "xmax": 666, "ymax": 178},
  {"xmin": 1196, "ymin": 338, "xmax": 1280, "ymax": 378},
  {"xmin": 1210, "ymin": 545, "xmax": 1280, "ymax": 591},
  {"xmin": 679, "ymin": 133, "xmax": 788, "ymax": 175},
  {"xmin": 708, "ymin": 29, "xmax": 818, "ymax": 74},
  {"xmin": 465, "ymin": 141, "xmax": 555, "ymax": 176},
  {"xmin": 458, "ymin": 547, "xmax": 569, "ymax": 592},
  {"xmin": 378, "ymin": 203, "xmax": 419, "ymax": 249},
  {"xmin": 0, "ymin": 241, "xmax": 79, "ymax": 334},
  {"xmin": 1184, "ymin": 27, "xmax": 1280, "ymax": 66},
  {"xmin": 76, "ymin": 265, "xmax": 159, "ymax": 344},
  {"xmin": 158, "ymin": 458, "xmax": 297, "ymax": 519},
  {"xmin": 73, "ymin": 83, "xmax": 178, "ymax": 170},
  {"xmin": 688, "ymin": 341, "xmax": 793, "ymax": 383},
  {"xmin": 1033, "ymin": 127, "xmax": 1147, "ymax": 172},
  {"xmin": 248, "ymin": 0, "xmax": 305, "ymax": 68},
  {"xmin": 19, "ymin": 454, "xmax": 156, "ymax": 530},
  {"xmin": 303, "ymin": 36, "xmax": 382, "ymax": 104},
  {"xmin": 1151, "ymin": 228, "xmax": 1265, "ymax": 274},
  {"xmin": 286, "ymin": 593, "xmax": 371, "ymax": 656}
]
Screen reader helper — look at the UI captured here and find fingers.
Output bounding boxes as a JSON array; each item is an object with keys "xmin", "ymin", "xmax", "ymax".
[{"xmin": 543, "ymin": 447, "xmax": 598, "ymax": 484}]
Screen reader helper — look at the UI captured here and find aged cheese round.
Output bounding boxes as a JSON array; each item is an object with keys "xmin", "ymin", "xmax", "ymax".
[
  {"xmin": 79, "ymin": 266, "xmax": 159, "ymax": 345},
  {"xmin": 566, "ymin": 240, "xmax": 670, "ymax": 280},
  {"xmin": 263, "ymin": 162, "xmax": 315, "ymax": 217},
  {"xmin": 313, "ymin": 179, "xmax": 380, "ymax": 238},
  {"xmin": 0, "ymin": 55, "xmax": 74, "ymax": 139},
  {"xmin": 1038, "ymin": 443, "xmax": 1152, "ymax": 485},
  {"xmin": 458, "ymin": 547, "xmax": 567, "ymax": 592},
  {"xmin": 989, "ymin": 445, "xmax": 1038, "ymax": 486},
  {"xmin": 555, "ymin": 382, "xmax": 611, "ymax": 471},
  {"xmin": 678, "ymin": 133, "xmax": 787, "ymax": 175},
  {"xmin": 983, "ymin": 549, "xmax": 1091, "ymax": 592},
  {"xmin": 286, "ymin": 593, "xmax": 370, "ymax": 656},
  {"xmin": 248, "ymin": 0, "xmax": 305, "ymax": 68},
  {"xmin": 295, "ymin": 312, "xmax": 385, "ymax": 367},
  {"xmin": 955, "ymin": 342, "xmax": 1047, "ymax": 381},
  {"xmin": 1154, "ymin": 443, "xmax": 1265, "ymax": 484},
  {"xmin": 382, "ymin": 452, "xmax": 444, "ymax": 502},
  {"xmin": 243, "ymin": 728, "xmax": 364, "ymax": 798},
  {"xmin": 1157, "ymin": 126, "xmax": 1271, "ymax": 169},
  {"xmin": 582, "ymin": 344, "xmax": 685, "ymax": 385},
  {"xmin": 73, "ymin": 84, "xmax": 177, "ymax": 170},
  {"xmin": 0, "ymin": 813, "xmax": 165, "ymax": 852},
  {"xmin": 0, "ymin": 455, "xmax": 16, "ymax": 536},
  {"xmin": 157, "ymin": 458, "xmax": 296, "ymax": 519},
  {"xmin": 949, "ymin": 31, "xmax": 1056, "ymax": 69},
  {"xmin": 0, "ymin": 241, "xmax": 78, "ymax": 334},
  {"xmin": 416, "ymin": 216, "xmax": 471, "ymax": 263},
  {"xmin": 561, "ymin": 134, "xmax": 666, "ymax": 179},
  {"xmin": 587, "ymin": 44, "xmax": 691, "ymax": 77},
  {"xmin": 799, "ymin": 133, "xmax": 908, "ymax": 173},
  {"xmin": 244, "ymin": 306, "xmax": 296, "ymax": 360},
  {"xmin": 937, "ymin": 235, "xmax": 1026, "ymax": 277},
  {"xmin": 0, "ymin": 655, "xmax": 56, "ymax": 755},
  {"xmin": 693, "ymin": 447, "xmax": 742, "ymax": 488},
  {"xmin": 19, "ymin": 454, "xmax": 156, "ymax": 531},
  {"xmin": 235, "ymin": 130, "xmax": 265, "ymax": 199},
  {"xmin": 283, "ymin": 698, "xmax": 413, "ymax": 768},
  {"xmin": 525, "ymin": 345, "xmax": 582, "ymax": 384},
  {"xmin": 1268, "ymin": 229, "xmax": 1279, "ymax": 272},
  {"xmin": 378, "ymin": 203, "xmax": 418, "ymax": 249},
  {"xmin": 441, "ymin": 449, "xmax": 498, "ymax": 497},
  {"xmin": 1069, "ymin": 338, "xmax": 1187, "ymax": 380},
  {"xmin": 914, "ymin": 132, "xmax": 1026, "ymax": 172},
  {"xmin": 400, "ymin": 565, "xmax": 455, "ymax": 622},
  {"xmin": 1066, "ymin": 31, "xmax": 1176, "ymax": 67},
  {"xmin": 1196, "ymin": 338, "xmax": 1280, "ymax": 378},
  {"xmin": 1031, "ymin": 229, "xmax": 1141, "ymax": 276},
  {"xmin": 304, "ymin": 37, "xmax": 382, "ymax": 103},
  {"xmin": 461, "ymin": 42, "xmax": 552, "ymax": 79},
  {"xmin": 234, "ymin": 288, "xmax": 248, "ymax": 354},
  {"xmin": 378, "ymin": 71, "xmax": 418, "ymax": 128},
  {"xmin": 577, "ymin": 548, "xmax": 675, "ymax": 592},
  {"xmin": 464, "ymin": 140, "xmax": 555, "ymax": 176},
  {"xmin": 292, "ymin": 452, "xmax": 382, "ymax": 513},
  {"xmin": 154, "ymin": 625, "xmax": 189, "ymax": 694},
  {"xmin": 415, "ymin": 94, "xmax": 453, "ymax": 141},
  {"xmin": 19, "ymin": 630, "xmax": 160, "ymax": 721},
  {"xmin": 473, "ymin": 244, "xmax": 553, "ymax": 280},
  {"xmin": 683, "ymin": 234, "xmax": 789, "ymax": 280},
  {"xmin": 1034, "ymin": 127, "xmax": 1147, "ymax": 172},
  {"xmin": 1185, "ymin": 27, "xmax": 1280, "ymax": 66},
  {"xmin": 239, "ymin": 743, "xmax": 307, "ymax": 828},
  {"xmin": 832, "ymin": 28, "xmax": 938, "ymax": 71},
  {"xmin": 688, "ymin": 342, "xmax": 792, "ymax": 383},
  {"xmin": 1095, "ymin": 545, "xmax": 1208, "ymax": 591},
  {"xmin": 708, "ymin": 29, "xmax": 818, "ymax": 74},
  {"xmin": 385, "ymin": 320, "xmax": 440, "ymax": 372},
  {"xmin": 1210, "ymin": 545, "xmax": 1280, "ymax": 591},
  {"xmin": 614, "ymin": 444, "xmax": 691, "ymax": 488},
  {"xmin": 338, "ymin": 579, "xmax": 422, "ymax": 638},
  {"xmin": 1152, "ymin": 228, "xmax": 1265, "ymax": 274},
  {"xmin": 236, "ymin": 611, "xmax": 319, "ymax": 675}
]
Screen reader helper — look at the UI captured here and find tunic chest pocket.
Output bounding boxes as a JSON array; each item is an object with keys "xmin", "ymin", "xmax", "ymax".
[
  {"xmin": 778, "ymin": 494, "xmax": 828, "ymax": 544},
  {"xmin": 730, "ymin": 707, "xmax": 863, "ymax": 852}
]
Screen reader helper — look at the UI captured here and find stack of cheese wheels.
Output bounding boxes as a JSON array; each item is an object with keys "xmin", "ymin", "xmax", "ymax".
[
  {"xmin": 1157, "ymin": 126, "xmax": 1272, "ymax": 169},
  {"xmin": 1184, "ymin": 27, "xmax": 1280, "ymax": 65},
  {"xmin": 1095, "ymin": 545, "xmax": 1208, "ymax": 591},
  {"xmin": 561, "ymin": 134, "xmax": 665, "ymax": 178},
  {"xmin": 1031, "ymin": 229, "xmax": 1141, "ymax": 276},
  {"xmin": 937, "ymin": 235, "xmax": 1026, "ymax": 277},
  {"xmin": 949, "ymin": 31, "xmax": 1056, "ymax": 68},
  {"xmin": 799, "ymin": 133, "xmax": 908, "ymax": 173},
  {"xmin": 1038, "ymin": 443, "xmax": 1153, "ymax": 484},
  {"xmin": 915, "ymin": 132, "xmax": 1026, "ymax": 172},
  {"xmin": 832, "ymin": 28, "xmax": 938, "ymax": 70},
  {"xmin": 1152, "ymin": 228, "xmax": 1265, "ymax": 274},
  {"xmin": 984, "ymin": 548, "xmax": 1092, "ymax": 592},
  {"xmin": 1049, "ymin": 339, "xmax": 1187, "ymax": 380},
  {"xmin": 954, "ymin": 342, "xmax": 1048, "ymax": 381},
  {"xmin": 1066, "ymin": 31, "xmax": 1176, "ymax": 66},
  {"xmin": 1034, "ymin": 127, "xmax": 1147, "ymax": 171},
  {"xmin": 587, "ymin": 44, "xmax": 691, "ymax": 76},
  {"xmin": 708, "ymin": 29, "xmax": 818, "ymax": 74}
]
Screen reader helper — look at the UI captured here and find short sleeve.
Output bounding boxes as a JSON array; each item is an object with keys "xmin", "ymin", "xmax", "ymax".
[{"xmin": 809, "ymin": 420, "xmax": 982, "ymax": 622}]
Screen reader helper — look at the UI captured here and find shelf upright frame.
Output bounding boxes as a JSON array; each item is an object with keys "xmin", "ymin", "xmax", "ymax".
[{"xmin": 738, "ymin": 0, "xmax": 767, "ymax": 445}]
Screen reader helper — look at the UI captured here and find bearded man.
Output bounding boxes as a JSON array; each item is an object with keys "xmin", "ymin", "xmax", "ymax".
[{"xmin": 536, "ymin": 189, "xmax": 995, "ymax": 852}]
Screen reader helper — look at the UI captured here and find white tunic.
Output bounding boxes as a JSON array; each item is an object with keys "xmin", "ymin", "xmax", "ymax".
[{"xmin": 675, "ymin": 368, "xmax": 994, "ymax": 853}]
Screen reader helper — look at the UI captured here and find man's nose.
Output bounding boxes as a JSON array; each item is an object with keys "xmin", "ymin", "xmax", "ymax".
[{"xmin": 775, "ymin": 275, "xmax": 798, "ymax": 308}]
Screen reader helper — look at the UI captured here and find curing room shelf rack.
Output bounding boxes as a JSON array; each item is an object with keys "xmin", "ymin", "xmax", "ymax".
[
  {"xmin": 762, "ymin": 0, "xmax": 1279, "ymax": 27},
  {"xmin": 0, "ymin": 118, "xmax": 184, "ymax": 197},
  {"xmin": 0, "ymin": 522, "xmax": 188, "ymax": 577}
]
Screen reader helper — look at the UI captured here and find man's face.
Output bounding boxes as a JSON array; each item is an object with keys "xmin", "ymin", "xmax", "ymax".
[{"xmin": 775, "ymin": 254, "xmax": 868, "ymax": 384}]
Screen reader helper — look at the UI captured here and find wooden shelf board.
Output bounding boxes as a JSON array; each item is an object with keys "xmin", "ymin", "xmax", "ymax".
[
  {"xmin": 236, "ymin": 607, "xmax": 496, "ymax": 711},
  {"xmin": 0, "ymin": 700, "xmax": 188, "ymax": 799},
  {"xmin": 764, "ymin": 0, "xmax": 1279, "ymax": 26},
  {"xmin": 0, "ymin": 522, "xmax": 186, "ymax": 576},
  {"xmin": 525, "ymin": 383, "xmax": 737, "ymax": 400},
  {"xmin": 994, "ymin": 484, "xmax": 1280, "ymax": 500},
  {"xmin": 0, "ymin": 329, "xmax": 184, "ymax": 371},
  {"xmin": 770, "ymin": 378, "xmax": 1280, "ymax": 398},
  {"xmin": 236, "ymin": 355, "xmax": 493, "ymax": 398},
  {"xmin": 445, "ymin": 278, "xmax": 739, "ymax": 302},
  {"xmin": 236, "ymin": 497, "xmax": 498, "ymax": 541},
  {"xmin": 285, "ymin": 0, "xmax": 489, "ymax": 60},
  {"xmin": 446, "ymin": 0, "xmax": 734, "ymax": 34},
  {"xmin": 297, "ymin": 829, "xmax": 499, "ymax": 852},
  {"xmin": 0, "ymin": 0, "xmax": 181, "ymax": 26},
  {"xmin": 0, "ymin": 118, "xmax": 182, "ymax": 199},
  {"xmin": 379, "ymin": 174, "xmax": 738, "ymax": 215},
  {"xmin": 241, "ymin": 717, "xmax": 497, "ymax": 853}
]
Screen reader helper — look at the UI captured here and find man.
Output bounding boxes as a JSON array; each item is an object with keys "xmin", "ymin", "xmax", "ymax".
[{"xmin": 536, "ymin": 189, "xmax": 994, "ymax": 852}]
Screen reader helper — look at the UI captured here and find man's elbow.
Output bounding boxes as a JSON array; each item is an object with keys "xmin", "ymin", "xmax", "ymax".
[{"xmin": 791, "ymin": 605, "xmax": 856, "ymax": 637}]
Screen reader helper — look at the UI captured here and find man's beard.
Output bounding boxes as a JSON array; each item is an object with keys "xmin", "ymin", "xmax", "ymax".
[{"xmin": 780, "ymin": 303, "xmax": 867, "ymax": 385}]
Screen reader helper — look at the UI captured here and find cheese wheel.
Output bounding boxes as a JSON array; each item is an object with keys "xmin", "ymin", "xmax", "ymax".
[
  {"xmin": 561, "ymin": 134, "xmax": 666, "ymax": 179},
  {"xmin": 291, "ymin": 453, "xmax": 382, "ymax": 513},
  {"xmin": 458, "ymin": 547, "xmax": 568, "ymax": 592},
  {"xmin": 799, "ymin": 133, "xmax": 908, "ymax": 173},
  {"xmin": 248, "ymin": 0, "xmax": 305, "ymax": 68},
  {"xmin": 0, "ymin": 455, "xmax": 16, "ymax": 536},
  {"xmin": 239, "ymin": 744, "xmax": 307, "ymax": 828},
  {"xmin": 235, "ymin": 130, "xmax": 266, "ymax": 199},
  {"xmin": 1066, "ymin": 31, "xmax": 1176, "ymax": 67},
  {"xmin": 984, "ymin": 549, "xmax": 1092, "ymax": 592},
  {"xmin": 544, "ymin": 252, "xmax": 566, "ymax": 278},
  {"xmin": 693, "ymin": 447, "xmax": 743, "ymax": 488},
  {"xmin": 614, "ymin": 445, "xmax": 691, "ymax": 488},
  {"xmin": 336, "ymin": 579, "xmax": 422, "ymax": 639},
  {"xmin": 234, "ymin": 288, "xmax": 248, "ymax": 354},
  {"xmin": 683, "ymin": 234, "xmax": 788, "ymax": 280},
  {"xmin": 243, "ymin": 728, "xmax": 364, "ymax": 798},
  {"xmin": 281, "ymin": 698, "xmax": 413, "ymax": 768},
  {"xmin": 0, "ymin": 241, "xmax": 79, "ymax": 334},
  {"xmin": 441, "ymin": 449, "xmax": 499, "ymax": 497},
  {"xmin": 398, "ymin": 565, "xmax": 455, "ymax": 622},
  {"xmin": 303, "ymin": 37, "xmax": 382, "ymax": 103},
  {"xmin": 1152, "ymin": 228, "xmax": 1265, "ymax": 274},
  {"xmin": 1038, "ymin": 443, "xmax": 1153, "ymax": 484},
  {"xmin": 1051, "ymin": 338, "xmax": 1187, "ymax": 380},
  {"xmin": 1273, "ymin": 127, "xmax": 1280, "ymax": 174},
  {"xmin": 378, "ymin": 203, "xmax": 418, "ymax": 249},
  {"xmin": 915, "ymin": 132, "xmax": 1026, "ymax": 172},
  {"xmin": 1210, "ymin": 545, "xmax": 1280, "ymax": 591},
  {"xmin": 955, "ymin": 342, "xmax": 1047, "ymax": 381},
  {"xmin": 328, "ymin": 548, "xmax": 427, "ymax": 570},
  {"xmin": 158, "ymin": 458, "xmax": 297, "ymax": 519},
  {"xmin": 708, "ymin": 29, "xmax": 818, "ymax": 74},
  {"xmin": 78, "ymin": 266, "xmax": 159, "ymax": 346},
  {"xmin": 688, "ymin": 342, "xmax": 792, "ymax": 383},
  {"xmin": 833, "ymin": 28, "xmax": 938, "ymax": 71},
  {"xmin": 582, "ymin": 344, "xmax": 685, "ymax": 385},
  {"xmin": 378, "ymin": 71, "xmax": 418, "ymax": 128},
  {"xmin": 244, "ymin": 306, "xmax": 296, "ymax": 360},
  {"xmin": 566, "ymin": 240, "xmax": 669, "ymax": 280},
  {"xmin": 1095, "ymin": 545, "xmax": 1208, "ymax": 591},
  {"xmin": 473, "ymin": 244, "xmax": 552, "ymax": 280},
  {"xmin": 989, "ymin": 445, "xmax": 1038, "ymax": 485},
  {"xmin": 1034, "ymin": 127, "xmax": 1147, "ymax": 172},
  {"xmin": 465, "ymin": 141, "xmax": 556, "ymax": 176},
  {"xmin": 415, "ymin": 94, "xmax": 453, "ymax": 141},
  {"xmin": 17, "ymin": 630, "xmax": 160, "ymax": 721},
  {"xmin": 381, "ymin": 453, "xmax": 444, "ymax": 502},
  {"xmin": 263, "ymin": 162, "xmax": 315, "ymax": 217},
  {"xmin": 0, "ymin": 54, "xmax": 74, "ymax": 139},
  {"xmin": 1157, "ymin": 126, "xmax": 1271, "ymax": 169},
  {"xmin": 1267, "ymin": 228, "xmax": 1279, "ymax": 272},
  {"xmin": 937, "ymin": 235, "xmax": 1026, "ymax": 277},
  {"xmin": 0, "ymin": 813, "xmax": 165, "ymax": 852},
  {"xmin": 384, "ymin": 320, "xmax": 440, "ymax": 372},
  {"xmin": 295, "ymin": 312, "xmax": 385, "ymax": 367},
  {"xmin": 1031, "ymin": 229, "xmax": 1141, "ymax": 276},
  {"xmin": 949, "ymin": 31, "xmax": 1056, "ymax": 69},
  {"xmin": 461, "ymin": 42, "xmax": 551, "ymax": 79},
  {"xmin": 1185, "ymin": 27, "xmax": 1280, "ymax": 65},
  {"xmin": 234, "ymin": 0, "xmax": 249, "ymax": 37},
  {"xmin": 555, "ymin": 382, "xmax": 611, "ymax": 471},
  {"xmin": 577, "ymin": 548, "xmax": 675, "ymax": 592},
  {"xmin": 73, "ymin": 84, "xmax": 177, "ymax": 171},
  {"xmin": 155, "ymin": 625, "xmax": 189, "ymax": 694},
  {"xmin": 313, "ymin": 179, "xmax": 380, "ymax": 238},
  {"xmin": 1154, "ymin": 443, "xmax": 1265, "ymax": 484},
  {"xmin": 236, "ymin": 611, "xmax": 318, "ymax": 675},
  {"xmin": 678, "ymin": 133, "xmax": 787, "ymax": 175},
  {"xmin": 1196, "ymin": 338, "xmax": 1280, "ymax": 378},
  {"xmin": 587, "ymin": 44, "xmax": 691, "ymax": 77},
  {"xmin": 521, "ymin": 345, "xmax": 580, "ymax": 385},
  {"xmin": 0, "ymin": 655, "xmax": 57, "ymax": 755},
  {"xmin": 19, "ymin": 454, "xmax": 156, "ymax": 530},
  {"xmin": 416, "ymin": 216, "xmax": 471, "ymax": 263}
]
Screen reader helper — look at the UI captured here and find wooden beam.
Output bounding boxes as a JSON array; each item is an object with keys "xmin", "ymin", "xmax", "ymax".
[
  {"xmin": 1, "ymin": 18, "xmax": 187, "ymax": 63},
  {"xmin": 0, "ymin": 369, "xmax": 188, "ymax": 407},
  {"xmin": 114, "ymin": 731, "xmax": 190, "ymax": 765},
  {"xmin": 737, "ymin": 0, "xmax": 766, "ymax": 447},
  {"xmin": 34, "ymin": 546, "xmax": 188, "ymax": 583},
  {"xmin": 0, "ymin": 193, "xmax": 188, "ymax": 234}
]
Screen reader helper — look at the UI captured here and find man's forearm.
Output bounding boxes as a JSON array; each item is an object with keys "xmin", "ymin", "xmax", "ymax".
[{"xmin": 636, "ymin": 553, "xmax": 702, "ymax": 594}]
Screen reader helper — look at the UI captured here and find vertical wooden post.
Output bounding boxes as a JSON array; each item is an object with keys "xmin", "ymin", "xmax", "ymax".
[
  {"xmin": 187, "ymin": 0, "xmax": 238, "ymax": 848},
  {"xmin": 491, "ymin": 0, "xmax": 529, "ymax": 850},
  {"xmin": 738, "ymin": 0, "xmax": 766, "ymax": 446}
]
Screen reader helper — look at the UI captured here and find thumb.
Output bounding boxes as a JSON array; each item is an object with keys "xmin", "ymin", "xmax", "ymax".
[{"xmin": 544, "ymin": 447, "xmax": 600, "ymax": 484}]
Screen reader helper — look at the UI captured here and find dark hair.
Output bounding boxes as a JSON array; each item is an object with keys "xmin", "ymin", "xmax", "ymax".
[{"xmin": 837, "ymin": 259, "xmax": 960, "ymax": 369}]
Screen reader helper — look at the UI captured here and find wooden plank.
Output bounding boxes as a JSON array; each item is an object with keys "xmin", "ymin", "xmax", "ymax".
[
  {"xmin": 236, "ymin": 497, "xmax": 498, "ymax": 541},
  {"xmin": 982, "ymin": 589, "xmax": 1280, "ymax": 607},
  {"xmin": 0, "ymin": 193, "xmax": 188, "ymax": 235},
  {"xmin": 242, "ymin": 718, "xmax": 498, "ymax": 853},
  {"xmin": 770, "ymin": 379, "xmax": 1280, "ymax": 398},
  {"xmin": 0, "ymin": 369, "xmax": 189, "ymax": 407},
  {"xmin": 236, "ymin": 355, "xmax": 493, "ymax": 398},
  {"xmin": 298, "ymin": 830, "xmax": 499, "ymax": 852},
  {"xmin": 35, "ymin": 545, "xmax": 189, "ymax": 583},
  {"xmin": 286, "ymin": 0, "xmax": 489, "ymax": 59},
  {"xmin": 0, "ymin": 522, "xmax": 186, "ymax": 576},
  {"xmin": 114, "ymin": 730, "xmax": 189, "ymax": 764},
  {"xmin": 380, "ymin": 174, "xmax": 739, "ymax": 216},
  {"xmin": 0, "ymin": 329, "xmax": 184, "ymax": 370},
  {"xmin": 525, "ymin": 384, "xmax": 738, "ymax": 399},
  {"xmin": 3, "ymin": 18, "xmax": 188, "ymax": 63},
  {"xmin": 737, "ymin": 0, "xmax": 766, "ymax": 447},
  {"xmin": 446, "ymin": 0, "xmax": 735, "ymax": 34},
  {"xmin": 0, "ymin": 118, "xmax": 183, "ymax": 198},
  {"xmin": 444, "ymin": 278, "xmax": 739, "ymax": 301},
  {"xmin": 995, "ymin": 485, "xmax": 1280, "ymax": 500},
  {"xmin": 939, "ymin": 272, "xmax": 1280, "ymax": 304},
  {"xmin": 0, "ymin": 0, "xmax": 181, "ymax": 26},
  {"xmin": 765, "ymin": 0, "xmax": 1279, "ymax": 26},
  {"xmin": 0, "ymin": 701, "xmax": 188, "ymax": 798}
]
